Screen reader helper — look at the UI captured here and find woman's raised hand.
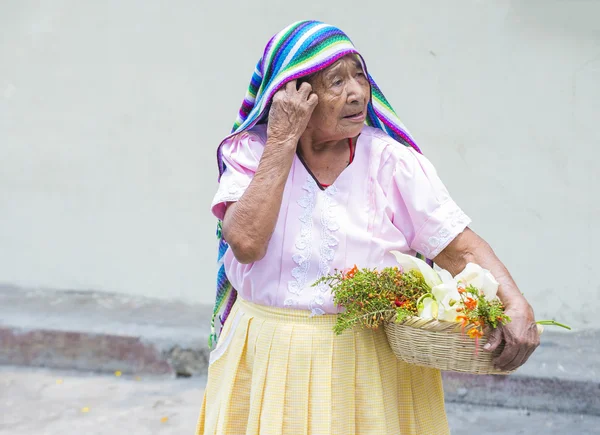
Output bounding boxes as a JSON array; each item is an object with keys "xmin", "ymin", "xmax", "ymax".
[
  {"xmin": 224, "ymin": 81, "xmax": 318, "ymax": 264},
  {"xmin": 267, "ymin": 80, "xmax": 318, "ymax": 145}
]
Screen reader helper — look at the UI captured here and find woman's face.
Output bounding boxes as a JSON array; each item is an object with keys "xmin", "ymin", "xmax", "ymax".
[{"xmin": 304, "ymin": 55, "xmax": 371, "ymax": 142}]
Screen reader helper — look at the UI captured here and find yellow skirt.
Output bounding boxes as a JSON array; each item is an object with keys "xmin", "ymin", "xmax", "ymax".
[{"xmin": 197, "ymin": 299, "xmax": 449, "ymax": 435}]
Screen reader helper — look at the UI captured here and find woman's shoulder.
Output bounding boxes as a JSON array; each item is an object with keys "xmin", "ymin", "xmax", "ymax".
[
  {"xmin": 220, "ymin": 124, "xmax": 268, "ymax": 164},
  {"xmin": 226, "ymin": 124, "xmax": 268, "ymax": 147}
]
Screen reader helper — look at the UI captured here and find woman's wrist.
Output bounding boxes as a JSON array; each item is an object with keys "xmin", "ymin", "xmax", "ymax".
[
  {"xmin": 265, "ymin": 135, "xmax": 298, "ymax": 152},
  {"xmin": 500, "ymin": 292, "xmax": 534, "ymax": 316}
]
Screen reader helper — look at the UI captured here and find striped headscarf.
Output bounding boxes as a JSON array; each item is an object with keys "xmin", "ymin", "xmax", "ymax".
[{"xmin": 210, "ymin": 20, "xmax": 421, "ymax": 347}]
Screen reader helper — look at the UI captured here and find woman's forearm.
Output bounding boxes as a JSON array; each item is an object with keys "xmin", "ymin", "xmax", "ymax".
[
  {"xmin": 222, "ymin": 137, "xmax": 296, "ymax": 264},
  {"xmin": 435, "ymin": 228, "xmax": 533, "ymax": 311},
  {"xmin": 223, "ymin": 80, "xmax": 318, "ymax": 264}
]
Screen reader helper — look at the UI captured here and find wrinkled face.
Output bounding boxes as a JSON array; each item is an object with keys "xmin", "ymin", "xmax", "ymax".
[{"xmin": 305, "ymin": 54, "xmax": 371, "ymax": 142}]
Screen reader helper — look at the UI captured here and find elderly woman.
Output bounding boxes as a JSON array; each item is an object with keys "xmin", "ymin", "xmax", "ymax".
[{"xmin": 197, "ymin": 21, "xmax": 539, "ymax": 435}]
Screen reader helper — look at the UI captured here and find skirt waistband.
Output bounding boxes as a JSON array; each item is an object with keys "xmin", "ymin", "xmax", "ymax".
[{"xmin": 237, "ymin": 298, "xmax": 339, "ymax": 326}]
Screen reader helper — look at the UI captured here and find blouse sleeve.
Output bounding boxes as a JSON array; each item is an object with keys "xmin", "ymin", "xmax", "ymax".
[
  {"xmin": 387, "ymin": 147, "xmax": 471, "ymax": 259},
  {"xmin": 211, "ymin": 129, "xmax": 265, "ymax": 220}
]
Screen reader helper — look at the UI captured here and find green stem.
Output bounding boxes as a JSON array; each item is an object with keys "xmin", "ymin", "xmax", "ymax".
[
  {"xmin": 536, "ymin": 320, "xmax": 571, "ymax": 330},
  {"xmin": 349, "ymin": 309, "xmax": 397, "ymax": 322}
]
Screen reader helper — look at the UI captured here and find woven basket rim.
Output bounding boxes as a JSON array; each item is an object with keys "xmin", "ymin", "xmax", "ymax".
[{"xmin": 385, "ymin": 313, "xmax": 480, "ymax": 334}]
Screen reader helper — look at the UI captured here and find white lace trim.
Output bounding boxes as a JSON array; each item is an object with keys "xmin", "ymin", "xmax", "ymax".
[
  {"xmin": 420, "ymin": 208, "xmax": 470, "ymax": 258},
  {"xmin": 309, "ymin": 185, "xmax": 340, "ymax": 316},
  {"xmin": 286, "ymin": 176, "xmax": 318, "ymax": 304},
  {"xmin": 213, "ymin": 179, "xmax": 249, "ymax": 205}
]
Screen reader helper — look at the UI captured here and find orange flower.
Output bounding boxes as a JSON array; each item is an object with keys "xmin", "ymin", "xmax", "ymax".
[
  {"xmin": 345, "ymin": 265, "xmax": 359, "ymax": 279},
  {"xmin": 342, "ymin": 265, "xmax": 359, "ymax": 280},
  {"xmin": 464, "ymin": 297, "xmax": 477, "ymax": 311},
  {"xmin": 455, "ymin": 314, "xmax": 469, "ymax": 335},
  {"xmin": 456, "ymin": 315, "xmax": 469, "ymax": 328},
  {"xmin": 468, "ymin": 327, "xmax": 484, "ymax": 354},
  {"xmin": 467, "ymin": 328, "xmax": 484, "ymax": 339}
]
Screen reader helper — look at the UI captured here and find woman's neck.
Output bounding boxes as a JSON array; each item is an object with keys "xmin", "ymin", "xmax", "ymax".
[
  {"xmin": 297, "ymin": 136, "xmax": 346, "ymax": 160},
  {"xmin": 296, "ymin": 134, "xmax": 358, "ymax": 186}
]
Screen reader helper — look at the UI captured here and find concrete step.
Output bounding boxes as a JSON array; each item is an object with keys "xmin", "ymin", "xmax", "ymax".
[{"xmin": 0, "ymin": 285, "xmax": 211, "ymax": 377}]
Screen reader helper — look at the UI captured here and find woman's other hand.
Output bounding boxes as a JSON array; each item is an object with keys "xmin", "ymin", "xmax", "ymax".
[
  {"xmin": 484, "ymin": 303, "xmax": 540, "ymax": 371},
  {"xmin": 435, "ymin": 228, "xmax": 540, "ymax": 372},
  {"xmin": 267, "ymin": 80, "xmax": 318, "ymax": 145}
]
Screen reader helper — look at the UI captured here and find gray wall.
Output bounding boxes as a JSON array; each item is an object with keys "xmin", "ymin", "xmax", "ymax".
[{"xmin": 1, "ymin": 0, "xmax": 599, "ymax": 328}]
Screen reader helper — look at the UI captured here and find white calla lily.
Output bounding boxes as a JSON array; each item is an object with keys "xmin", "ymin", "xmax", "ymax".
[
  {"xmin": 389, "ymin": 251, "xmax": 442, "ymax": 287},
  {"xmin": 417, "ymin": 296, "xmax": 439, "ymax": 319},
  {"xmin": 437, "ymin": 296, "xmax": 462, "ymax": 322},
  {"xmin": 437, "ymin": 268, "xmax": 454, "ymax": 285},
  {"xmin": 481, "ymin": 270, "xmax": 500, "ymax": 301},
  {"xmin": 430, "ymin": 281, "xmax": 459, "ymax": 322},
  {"xmin": 431, "ymin": 281, "xmax": 460, "ymax": 302},
  {"xmin": 455, "ymin": 263, "xmax": 499, "ymax": 301},
  {"xmin": 388, "ymin": 252, "xmax": 500, "ymax": 324}
]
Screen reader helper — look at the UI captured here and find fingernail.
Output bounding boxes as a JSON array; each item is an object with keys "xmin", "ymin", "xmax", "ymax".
[{"xmin": 483, "ymin": 344, "xmax": 491, "ymax": 350}]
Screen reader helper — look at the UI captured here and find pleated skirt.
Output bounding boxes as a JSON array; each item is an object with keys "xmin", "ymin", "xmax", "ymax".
[{"xmin": 197, "ymin": 299, "xmax": 449, "ymax": 435}]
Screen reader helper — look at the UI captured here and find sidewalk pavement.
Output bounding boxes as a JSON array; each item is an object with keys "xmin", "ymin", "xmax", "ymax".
[
  {"xmin": 1, "ymin": 285, "xmax": 598, "ymax": 417},
  {"xmin": 2, "ymin": 366, "xmax": 599, "ymax": 435}
]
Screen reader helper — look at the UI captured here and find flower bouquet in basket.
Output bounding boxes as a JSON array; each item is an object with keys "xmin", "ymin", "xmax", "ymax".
[{"xmin": 313, "ymin": 251, "xmax": 568, "ymax": 375}]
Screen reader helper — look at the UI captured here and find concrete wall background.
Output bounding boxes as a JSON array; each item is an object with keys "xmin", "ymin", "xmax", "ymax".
[{"xmin": 1, "ymin": 0, "xmax": 598, "ymax": 328}]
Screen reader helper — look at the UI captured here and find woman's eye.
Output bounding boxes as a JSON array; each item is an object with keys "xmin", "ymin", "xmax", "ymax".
[{"xmin": 333, "ymin": 79, "xmax": 343, "ymax": 86}]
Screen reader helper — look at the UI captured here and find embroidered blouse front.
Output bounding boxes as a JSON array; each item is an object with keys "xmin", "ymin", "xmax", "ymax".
[{"xmin": 211, "ymin": 125, "xmax": 471, "ymax": 314}]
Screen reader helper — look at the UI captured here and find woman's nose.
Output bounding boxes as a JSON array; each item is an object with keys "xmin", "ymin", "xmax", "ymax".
[{"xmin": 347, "ymin": 78, "xmax": 366, "ymax": 104}]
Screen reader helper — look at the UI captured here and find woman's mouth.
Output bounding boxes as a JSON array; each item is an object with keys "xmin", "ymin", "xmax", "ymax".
[{"xmin": 343, "ymin": 110, "xmax": 366, "ymax": 122}]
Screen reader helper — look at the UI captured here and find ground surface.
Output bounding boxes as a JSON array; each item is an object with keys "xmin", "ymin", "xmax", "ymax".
[{"xmin": 1, "ymin": 366, "xmax": 598, "ymax": 435}]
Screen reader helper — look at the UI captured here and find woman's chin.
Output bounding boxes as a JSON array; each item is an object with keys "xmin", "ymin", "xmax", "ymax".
[{"xmin": 345, "ymin": 124, "xmax": 364, "ymax": 138}]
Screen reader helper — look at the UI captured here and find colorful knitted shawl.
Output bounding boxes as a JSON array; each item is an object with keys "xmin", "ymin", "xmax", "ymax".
[{"xmin": 210, "ymin": 20, "xmax": 422, "ymax": 347}]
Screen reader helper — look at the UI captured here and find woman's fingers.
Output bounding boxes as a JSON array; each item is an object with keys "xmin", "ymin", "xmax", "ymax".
[
  {"xmin": 519, "ymin": 343, "xmax": 538, "ymax": 368},
  {"xmin": 285, "ymin": 80, "xmax": 297, "ymax": 93},
  {"xmin": 307, "ymin": 92, "xmax": 318, "ymax": 107},
  {"xmin": 493, "ymin": 315, "xmax": 540, "ymax": 371},
  {"xmin": 500, "ymin": 331, "xmax": 538, "ymax": 371},
  {"xmin": 267, "ymin": 80, "xmax": 319, "ymax": 143},
  {"xmin": 498, "ymin": 344, "xmax": 530, "ymax": 372},
  {"xmin": 297, "ymin": 81, "xmax": 313, "ymax": 98},
  {"xmin": 493, "ymin": 337, "xmax": 519, "ymax": 370},
  {"xmin": 483, "ymin": 327, "xmax": 503, "ymax": 352}
]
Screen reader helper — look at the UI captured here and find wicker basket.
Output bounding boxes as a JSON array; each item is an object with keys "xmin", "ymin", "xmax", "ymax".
[{"xmin": 384, "ymin": 316, "xmax": 540, "ymax": 375}]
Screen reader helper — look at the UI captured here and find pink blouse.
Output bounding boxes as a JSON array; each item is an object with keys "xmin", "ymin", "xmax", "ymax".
[{"xmin": 211, "ymin": 125, "xmax": 471, "ymax": 316}]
